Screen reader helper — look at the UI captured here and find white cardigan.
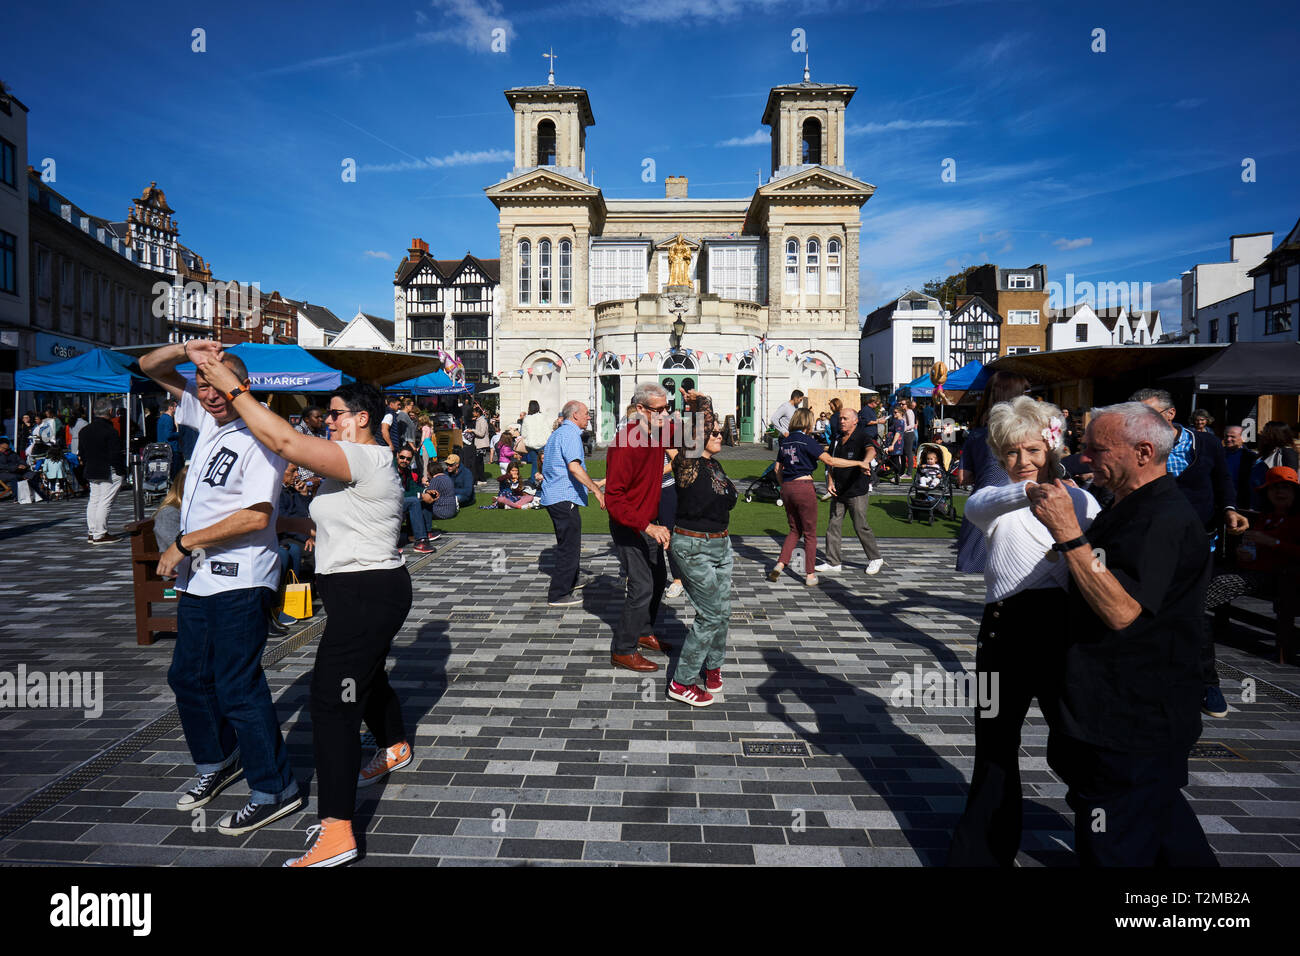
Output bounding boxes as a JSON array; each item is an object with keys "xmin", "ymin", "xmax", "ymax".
[{"xmin": 964, "ymin": 481, "xmax": 1101, "ymax": 603}]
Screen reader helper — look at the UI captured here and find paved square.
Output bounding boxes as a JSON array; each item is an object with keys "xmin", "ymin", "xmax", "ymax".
[{"xmin": 2, "ymin": 496, "xmax": 1298, "ymax": 866}]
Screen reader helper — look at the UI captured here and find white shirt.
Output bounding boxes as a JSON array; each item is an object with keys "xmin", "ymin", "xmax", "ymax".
[
  {"xmin": 70, "ymin": 418, "xmax": 88, "ymax": 455},
  {"xmin": 175, "ymin": 385, "xmax": 284, "ymax": 596},
  {"xmin": 309, "ymin": 442, "xmax": 404, "ymax": 575},
  {"xmin": 964, "ymin": 480, "xmax": 1101, "ymax": 603}
]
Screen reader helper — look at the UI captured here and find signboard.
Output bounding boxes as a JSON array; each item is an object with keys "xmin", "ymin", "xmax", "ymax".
[{"xmin": 34, "ymin": 332, "xmax": 93, "ymax": 364}]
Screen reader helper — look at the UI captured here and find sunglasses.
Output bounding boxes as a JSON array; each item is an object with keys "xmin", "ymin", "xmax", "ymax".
[
  {"xmin": 641, "ymin": 403, "xmax": 669, "ymax": 413},
  {"xmin": 324, "ymin": 409, "xmax": 353, "ymax": 421},
  {"xmin": 709, "ymin": 430, "xmax": 723, "ymax": 438},
  {"xmin": 396, "ymin": 456, "xmax": 413, "ymax": 462}
]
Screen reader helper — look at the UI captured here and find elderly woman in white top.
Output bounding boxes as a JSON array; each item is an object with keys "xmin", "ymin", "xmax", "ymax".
[{"xmin": 947, "ymin": 395, "xmax": 1101, "ymax": 867}]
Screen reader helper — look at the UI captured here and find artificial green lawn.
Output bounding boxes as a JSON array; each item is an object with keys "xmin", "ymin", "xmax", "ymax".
[{"xmin": 444, "ymin": 456, "xmax": 964, "ymax": 538}]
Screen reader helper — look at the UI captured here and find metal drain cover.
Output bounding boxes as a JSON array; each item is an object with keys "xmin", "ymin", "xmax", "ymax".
[
  {"xmin": 742, "ymin": 739, "xmax": 811, "ymax": 758},
  {"xmin": 1190, "ymin": 742, "xmax": 1246, "ymax": 761}
]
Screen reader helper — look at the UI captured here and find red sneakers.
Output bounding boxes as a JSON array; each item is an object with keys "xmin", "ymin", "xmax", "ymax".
[
  {"xmin": 704, "ymin": 668, "xmax": 723, "ymax": 694},
  {"xmin": 667, "ymin": 681, "xmax": 715, "ymax": 708}
]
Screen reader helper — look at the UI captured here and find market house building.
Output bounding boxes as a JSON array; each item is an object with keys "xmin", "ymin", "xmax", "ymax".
[{"xmin": 486, "ymin": 64, "xmax": 871, "ymax": 442}]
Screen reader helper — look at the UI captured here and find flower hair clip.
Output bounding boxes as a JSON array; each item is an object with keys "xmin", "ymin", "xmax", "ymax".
[{"xmin": 1041, "ymin": 416, "xmax": 1064, "ymax": 450}]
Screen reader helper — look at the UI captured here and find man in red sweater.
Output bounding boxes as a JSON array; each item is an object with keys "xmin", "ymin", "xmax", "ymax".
[{"xmin": 606, "ymin": 382, "xmax": 674, "ymax": 671}]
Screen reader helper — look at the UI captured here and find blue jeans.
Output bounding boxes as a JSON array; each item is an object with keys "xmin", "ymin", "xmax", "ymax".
[
  {"xmin": 278, "ymin": 538, "xmax": 304, "ymax": 580},
  {"xmin": 169, "ymin": 587, "xmax": 298, "ymax": 804},
  {"xmin": 406, "ymin": 497, "xmax": 432, "ymax": 539},
  {"xmin": 671, "ymin": 532, "xmax": 734, "ymax": 686}
]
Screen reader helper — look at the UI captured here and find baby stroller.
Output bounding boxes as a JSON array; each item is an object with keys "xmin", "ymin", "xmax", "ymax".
[
  {"xmin": 139, "ymin": 442, "xmax": 174, "ymax": 505},
  {"xmin": 742, "ymin": 460, "xmax": 784, "ymax": 507},
  {"xmin": 906, "ymin": 441, "xmax": 957, "ymax": 524}
]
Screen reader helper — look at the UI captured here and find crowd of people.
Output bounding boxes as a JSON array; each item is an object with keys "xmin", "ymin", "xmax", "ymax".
[{"xmin": 14, "ymin": 338, "xmax": 1300, "ymax": 871}]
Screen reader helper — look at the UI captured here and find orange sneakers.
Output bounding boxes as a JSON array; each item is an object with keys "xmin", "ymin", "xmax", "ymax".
[
  {"xmin": 283, "ymin": 820, "xmax": 357, "ymax": 868},
  {"xmin": 357, "ymin": 741, "xmax": 412, "ymax": 788}
]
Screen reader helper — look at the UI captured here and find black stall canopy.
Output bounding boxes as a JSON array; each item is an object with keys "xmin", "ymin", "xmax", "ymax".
[{"xmin": 1159, "ymin": 342, "xmax": 1300, "ymax": 395}]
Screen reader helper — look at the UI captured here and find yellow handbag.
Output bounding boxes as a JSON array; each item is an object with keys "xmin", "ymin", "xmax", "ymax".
[{"xmin": 281, "ymin": 571, "xmax": 313, "ymax": 620}]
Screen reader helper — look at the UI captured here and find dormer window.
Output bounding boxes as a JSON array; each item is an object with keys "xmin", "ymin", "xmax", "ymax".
[
  {"xmin": 1008, "ymin": 274, "xmax": 1033, "ymax": 289},
  {"xmin": 801, "ymin": 118, "xmax": 821, "ymax": 164},
  {"xmin": 537, "ymin": 120, "xmax": 556, "ymax": 166}
]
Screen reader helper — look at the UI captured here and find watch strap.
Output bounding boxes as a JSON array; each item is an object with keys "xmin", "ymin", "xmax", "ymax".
[
  {"xmin": 1051, "ymin": 534, "xmax": 1090, "ymax": 554},
  {"xmin": 224, "ymin": 386, "xmax": 246, "ymax": 404},
  {"xmin": 174, "ymin": 532, "xmax": 193, "ymax": 557}
]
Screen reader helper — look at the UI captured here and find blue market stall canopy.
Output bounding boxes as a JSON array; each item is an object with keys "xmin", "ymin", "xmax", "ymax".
[
  {"xmin": 894, "ymin": 361, "xmax": 984, "ymax": 399},
  {"xmin": 385, "ymin": 369, "xmax": 474, "ymax": 395},
  {"xmin": 15, "ymin": 347, "xmax": 152, "ymax": 392},
  {"xmin": 176, "ymin": 343, "xmax": 347, "ymax": 391}
]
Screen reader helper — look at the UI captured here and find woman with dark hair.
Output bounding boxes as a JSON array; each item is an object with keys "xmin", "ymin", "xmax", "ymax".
[
  {"xmin": 193, "ymin": 357, "xmax": 413, "ymax": 868},
  {"xmin": 954, "ymin": 371, "xmax": 1030, "ymax": 572},
  {"xmin": 1250, "ymin": 422, "xmax": 1299, "ymax": 510}
]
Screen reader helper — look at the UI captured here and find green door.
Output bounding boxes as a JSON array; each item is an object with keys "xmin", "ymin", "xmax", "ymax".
[
  {"xmin": 600, "ymin": 376, "xmax": 619, "ymax": 443},
  {"xmin": 736, "ymin": 375, "xmax": 755, "ymax": 441}
]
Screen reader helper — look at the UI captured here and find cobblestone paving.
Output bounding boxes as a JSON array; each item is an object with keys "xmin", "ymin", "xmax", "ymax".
[{"xmin": 1, "ymin": 496, "xmax": 1297, "ymax": 866}]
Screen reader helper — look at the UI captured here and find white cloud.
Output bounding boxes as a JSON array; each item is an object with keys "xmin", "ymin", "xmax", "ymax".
[
  {"xmin": 1149, "ymin": 277, "xmax": 1183, "ymax": 316},
  {"xmin": 847, "ymin": 119, "xmax": 971, "ymax": 135},
  {"xmin": 363, "ymin": 250, "xmax": 393, "ymax": 260},
  {"xmin": 716, "ymin": 130, "xmax": 768, "ymax": 147},
  {"xmin": 1053, "ymin": 236, "xmax": 1093, "ymax": 251},
  {"xmin": 360, "ymin": 148, "xmax": 512, "ymax": 173}
]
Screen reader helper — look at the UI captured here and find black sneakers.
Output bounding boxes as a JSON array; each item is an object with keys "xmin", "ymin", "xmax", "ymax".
[
  {"xmin": 216, "ymin": 793, "xmax": 304, "ymax": 835},
  {"xmin": 175, "ymin": 757, "xmax": 244, "ymax": 811}
]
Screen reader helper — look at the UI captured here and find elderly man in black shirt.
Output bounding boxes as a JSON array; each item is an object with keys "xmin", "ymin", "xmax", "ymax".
[
  {"xmin": 816, "ymin": 407, "xmax": 883, "ymax": 575},
  {"xmin": 1027, "ymin": 401, "xmax": 1217, "ymax": 867}
]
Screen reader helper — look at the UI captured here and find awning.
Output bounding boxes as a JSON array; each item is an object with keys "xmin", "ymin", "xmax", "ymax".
[
  {"xmin": 971, "ymin": 345, "xmax": 1227, "ymax": 390},
  {"xmin": 1158, "ymin": 342, "xmax": 1300, "ymax": 394},
  {"xmin": 385, "ymin": 369, "xmax": 475, "ymax": 395},
  {"xmin": 175, "ymin": 343, "xmax": 347, "ymax": 392},
  {"xmin": 16, "ymin": 348, "xmax": 151, "ymax": 392}
]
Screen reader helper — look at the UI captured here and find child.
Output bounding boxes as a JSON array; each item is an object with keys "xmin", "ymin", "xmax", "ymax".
[
  {"xmin": 41, "ymin": 444, "xmax": 68, "ymax": 499},
  {"xmin": 491, "ymin": 462, "xmax": 536, "ymax": 510},
  {"xmin": 915, "ymin": 448, "xmax": 945, "ymax": 495}
]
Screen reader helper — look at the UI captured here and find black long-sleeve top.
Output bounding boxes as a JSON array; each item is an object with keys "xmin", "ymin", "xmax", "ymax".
[{"xmin": 672, "ymin": 455, "xmax": 737, "ymax": 533}]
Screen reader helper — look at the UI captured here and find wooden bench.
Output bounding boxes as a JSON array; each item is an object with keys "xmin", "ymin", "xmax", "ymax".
[{"xmin": 123, "ymin": 517, "xmax": 178, "ymax": 646}]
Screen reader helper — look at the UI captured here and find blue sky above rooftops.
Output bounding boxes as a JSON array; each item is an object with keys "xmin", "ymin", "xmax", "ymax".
[{"xmin": 5, "ymin": 0, "xmax": 1298, "ymax": 324}]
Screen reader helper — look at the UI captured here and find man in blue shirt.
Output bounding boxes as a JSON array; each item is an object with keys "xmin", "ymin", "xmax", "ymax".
[
  {"xmin": 444, "ymin": 453, "xmax": 476, "ymax": 507},
  {"xmin": 156, "ymin": 397, "xmax": 181, "ymax": 476},
  {"xmin": 539, "ymin": 401, "xmax": 605, "ymax": 607}
]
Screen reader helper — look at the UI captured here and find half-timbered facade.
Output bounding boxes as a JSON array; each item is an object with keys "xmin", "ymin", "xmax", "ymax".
[
  {"xmin": 393, "ymin": 240, "xmax": 500, "ymax": 387},
  {"xmin": 486, "ymin": 65, "xmax": 871, "ymax": 441},
  {"xmin": 1247, "ymin": 217, "xmax": 1300, "ymax": 342},
  {"xmin": 948, "ymin": 294, "xmax": 1001, "ymax": 368}
]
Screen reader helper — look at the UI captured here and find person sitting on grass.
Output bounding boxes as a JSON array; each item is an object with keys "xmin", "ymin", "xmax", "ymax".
[
  {"xmin": 490, "ymin": 461, "xmax": 536, "ymax": 509},
  {"xmin": 420, "ymin": 460, "xmax": 459, "ymax": 542},
  {"xmin": 444, "ymin": 453, "xmax": 475, "ymax": 507}
]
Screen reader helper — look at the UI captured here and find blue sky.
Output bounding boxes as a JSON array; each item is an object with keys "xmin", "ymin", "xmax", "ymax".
[{"xmin": 6, "ymin": 0, "xmax": 1298, "ymax": 326}]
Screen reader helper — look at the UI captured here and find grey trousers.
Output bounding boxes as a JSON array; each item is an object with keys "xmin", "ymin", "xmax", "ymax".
[{"xmin": 825, "ymin": 493, "xmax": 881, "ymax": 565}]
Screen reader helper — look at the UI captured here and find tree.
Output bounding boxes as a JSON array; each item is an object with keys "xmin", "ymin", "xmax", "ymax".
[{"xmin": 923, "ymin": 265, "xmax": 981, "ymax": 311}]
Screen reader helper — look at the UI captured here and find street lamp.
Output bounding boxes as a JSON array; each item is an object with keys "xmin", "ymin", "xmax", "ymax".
[{"xmin": 671, "ymin": 315, "xmax": 686, "ymax": 350}]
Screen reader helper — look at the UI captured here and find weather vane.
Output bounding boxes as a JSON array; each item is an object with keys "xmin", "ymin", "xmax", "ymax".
[{"xmin": 543, "ymin": 48, "xmax": 557, "ymax": 85}]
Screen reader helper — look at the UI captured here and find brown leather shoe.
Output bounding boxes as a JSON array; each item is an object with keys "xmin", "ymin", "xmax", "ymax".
[
  {"xmin": 637, "ymin": 635, "xmax": 663, "ymax": 653},
  {"xmin": 610, "ymin": 652, "xmax": 659, "ymax": 672}
]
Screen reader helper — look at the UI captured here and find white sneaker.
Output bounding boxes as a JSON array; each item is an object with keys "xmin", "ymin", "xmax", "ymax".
[
  {"xmin": 814, "ymin": 562, "xmax": 841, "ymax": 573},
  {"xmin": 865, "ymin": 559, "xmax": 884, "ymax": 575},
  {"xmin": 664, "ymin": 580, "xmax": 684, "ymax": 599}
]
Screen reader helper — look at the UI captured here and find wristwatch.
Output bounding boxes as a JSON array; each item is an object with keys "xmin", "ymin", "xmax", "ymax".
[
  {"xmin": 223, "ymin": 386, "xmax": 247, "ymax": 404},
  {"xmin": 174, "ymin": 532, "xmax": 193, "ymax": 557},
  {"xmin": 1050, "ymin": 534, "xmax": 1090, "ymax": 554}
]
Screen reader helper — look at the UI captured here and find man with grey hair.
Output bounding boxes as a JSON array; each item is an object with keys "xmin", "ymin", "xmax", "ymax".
[
  {"xmin": 538, "ymin": 400, "xmax": 605, "ymax": 607},
  {"xmin": 606, "ymin": 382, "xmax": 675, "ymax": 671},
  {"xmin": 1026, "ymin": 402, "xmax": 1216, "ymax": 866},
  {"xmin": 78, "ymin": 397, "xmax": 127, "ymax": 544},
  {"xmin": 1130, "ymin": 387, "xmax": 1243, "ymax": 719}
]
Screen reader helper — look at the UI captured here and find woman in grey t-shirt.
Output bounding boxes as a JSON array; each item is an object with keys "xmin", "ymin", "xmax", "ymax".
[{"xmin": 195, "ymin": 361, "xmax": 413, "ymax": 869}]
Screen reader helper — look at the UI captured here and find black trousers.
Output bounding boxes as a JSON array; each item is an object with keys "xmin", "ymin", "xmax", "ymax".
[
  {"xmin": 311, "ymin": 566, "xmax": 413, "ymax": 820},
  {"xmin": 545, "ymin": 501, "xmax": 582, "ymax": 601},
  {"xmin": 948, "ymin": 588, "xmax": 1065, "ymax": 867},
  {"xmin": 1048, "ymin": 733, "xmax": 1218, "ymax": 867},
  {"xmin": 610, "ymin": 519, "xmax": 666, "ymax": 655}
]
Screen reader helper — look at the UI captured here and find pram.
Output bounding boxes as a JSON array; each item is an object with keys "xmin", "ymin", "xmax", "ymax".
[
  {"xmin": 742, "ymin": 460, "xmax": 784, "ymax": 506},
  {"xmin": 139, "ymin": 442, "xmax": 174, "ymax": 504},
  {"xmin": 906, "ymin": 441, "xmax": 957, "ymax": 524}
]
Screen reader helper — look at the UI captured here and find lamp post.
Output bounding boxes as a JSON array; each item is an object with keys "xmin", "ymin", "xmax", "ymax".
[{"xmin": 671, "ymin": 315, "xmax": 686, "ymax": 351}]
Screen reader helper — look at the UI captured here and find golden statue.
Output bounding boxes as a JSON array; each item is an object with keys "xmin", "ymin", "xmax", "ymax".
[{"xmin": 667, "ymin": 234, "xmax": 692, "ymax": 287}]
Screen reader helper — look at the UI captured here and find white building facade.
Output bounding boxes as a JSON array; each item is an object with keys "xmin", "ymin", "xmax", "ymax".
[
  {"xmin": 858, "ymin": 291, "xmax": 951, "ymax": 394},
  {"xmin": 1182, "ymin": 232, "xmax": 1273, "ymax": 342}
]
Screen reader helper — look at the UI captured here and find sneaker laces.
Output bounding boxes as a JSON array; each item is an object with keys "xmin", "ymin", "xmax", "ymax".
[
  {"xmin": 234, "ymin": 800, "xmax": 261, "ymax": 825},
  {"xmin": 189, "ymin": 770, "xmax": 217, "ymax": 794}
]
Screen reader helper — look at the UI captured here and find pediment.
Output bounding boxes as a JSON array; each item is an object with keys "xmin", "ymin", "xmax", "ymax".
[
  {"xmin": 760, "ymin": 167, "xmax": 875, "ymax": 197},
  {"xmin": 486, "ymin": 169, "xmax": 601, "ymax": 201}
]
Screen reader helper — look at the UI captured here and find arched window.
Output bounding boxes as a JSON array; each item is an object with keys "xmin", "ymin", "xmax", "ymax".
[
  {"xmin": 538, "ymin": 239, "xmax": 552, "ymax": 305},
  {"xmin": 661, "ymin": 352, "xmax": 697, "ymax": 371},
  {"xmin": 826, "ymin": 238, "xmax": 841, "ymax": 295},
  {"xmin": 784, "ymin": 238, "xmax": 799, "ymax": 294},
  {"xmin": 517, "ymin": 239, "xmax": 531, "ymax": 305},
  {"xmin": 559, "ymin": 239, "xmax": 572, "ymax": 305},
  {"xmin": 801, "ymin": 118, "xmax": 821, "ymax": 164},
  {"xmin": 600, "ymin": 353, "xmax": 620, "ymax": 372},
  {"xmin": 804, "ymin": 238, "xmax": 820, "ymax": 294},
  {"xmin": 738, "ymin": 354, "xmax": 755, "ymax": 372},
  {"xmin": 537, "ymin": 120, "xmax": 556, "ymax": 165}
]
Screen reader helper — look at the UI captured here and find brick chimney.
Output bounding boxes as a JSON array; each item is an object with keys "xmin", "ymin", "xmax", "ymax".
[
  {"xmin": 408, "ymin": 237, "xmax": 428, "ymax": 263},
  {"xmin": 665, "ymin": 176, "xmax": 687, "ymax": 199}
]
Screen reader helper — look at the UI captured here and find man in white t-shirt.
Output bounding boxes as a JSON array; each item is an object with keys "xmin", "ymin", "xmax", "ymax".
[{"xmin": 140, "ymin": 340, "xmax": 302, "ymax": 836}]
